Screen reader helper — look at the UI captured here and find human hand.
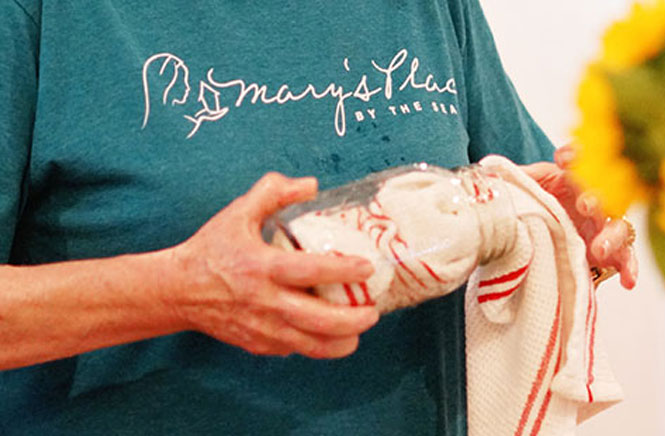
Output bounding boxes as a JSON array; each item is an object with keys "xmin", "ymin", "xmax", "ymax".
[
  {"xmin": 521, "ymin": 145, "xmax": 638, "ymax": 289},
  {"xmin": 165, "ymin": 173, "xmax": 379, "ymax": 358}
]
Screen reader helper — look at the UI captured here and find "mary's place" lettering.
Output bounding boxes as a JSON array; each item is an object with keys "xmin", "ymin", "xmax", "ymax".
[{"xmin": 141, "ymin": 49, "xmax": 458, "ymax": 138}]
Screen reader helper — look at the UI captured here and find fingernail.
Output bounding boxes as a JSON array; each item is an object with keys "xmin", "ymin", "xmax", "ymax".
[
  {"xmin": 600, "ymin": 240, "xmax": 611, "ymax": 259},
  {"xmin": 581, "ymin": 197, "xmax": 595, "ymax": 215},
  {"xmin": 556, "ymin": 147, "xmax": 575, "ymax": 166},
  {"xmin": 357, "ymin": 260, "xmax": 375, "ymax": 276}
]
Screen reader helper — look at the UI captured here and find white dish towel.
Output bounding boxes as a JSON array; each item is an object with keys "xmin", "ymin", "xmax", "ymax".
[
  {"xmin": 467, "ymin": 155, "xmax": 622, "ymax": 436},
  {"xmin": 274, "ymin": 155, "xmax": 623, "ymax": 435}
]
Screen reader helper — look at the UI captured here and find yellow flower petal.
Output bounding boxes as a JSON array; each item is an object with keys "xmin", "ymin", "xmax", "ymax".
[
  {"xmin": 602, "ymin": 0, "xmax": 665, "ymax": 71},
  {"xmin": 572, "ymin": 66, "xmax": 649, "ymax": 217}
]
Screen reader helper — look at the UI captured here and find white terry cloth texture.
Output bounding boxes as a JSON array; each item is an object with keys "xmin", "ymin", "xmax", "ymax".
[
  {"xmin": 273, "ymin": 155, "xmax": 622, "ymax": 435},
  {"xmin": 466, "ymin": 156, "xmax": 622, "ymax": 436},
  {"xmin": 281, "ymin": 168, "xmax": 490, "ymax": 312}
]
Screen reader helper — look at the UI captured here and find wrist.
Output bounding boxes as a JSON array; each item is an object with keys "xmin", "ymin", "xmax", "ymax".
[
  {"xmin": 146, "ymin": 245, "xmax": 200, "ymax": 332},
  {"xmin": 154, "ymin": 240, "xmax": 229, "ymax": 332}
]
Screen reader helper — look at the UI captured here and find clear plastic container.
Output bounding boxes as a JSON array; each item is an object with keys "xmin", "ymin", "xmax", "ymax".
[{"xmin": 266, "ymin": 163, "xmax": 517, "ymax": 313}]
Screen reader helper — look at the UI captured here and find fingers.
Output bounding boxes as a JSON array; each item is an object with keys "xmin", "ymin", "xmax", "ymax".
[
  {"xmin": 275, "ymin": 288, "xmax": 380, "ymax": 336},
  {"xmin": 575, "ymin": 193, "xmax": 605, "ymax": 231},
  {"xmin": 590, "ymin": 218, "xmax": 638, "ymax": 290},
  {"xmin": 242, "ymin": 173, "xmax": 318, "ymax": 224},
  {"xmin": 575, "ymin": 192, "xmax": 599, "ymax": 218},
  {"xmin": 267, "ymin": 248, "xmax": 374, "ymax": 287},
  {"xmin": 277, "ymin": 328, "xmax": 360, "ymax": 359},
  {"xmin": 184, "ymin": 171, "xmax": 381, "ymax": 359},
  {"xmin": 554, "ymin": 145, "xmax": 575, "ymax": 169},
  {"xmin": 590, "ymin": 218, "xmax": 631, "ymax": 262},
  {"xmin": 616, "ymin": 246, "xmax": 638, "ymax": 289},
  {"xmin": 243, "ymin": 311, "xmax": 365, "ymax": 359},
  {"xmin": 222, "ymin": 328, "xmax": 293, "ymax": 357}
]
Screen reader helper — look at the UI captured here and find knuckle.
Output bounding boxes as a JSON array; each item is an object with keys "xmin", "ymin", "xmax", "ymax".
[
  {"xmin": 239, "ymin": 313, "xmax": 260, "ymax": 333},
  {"xmin": 263, "ymin": 171, "xmax": 283, "ymax": 182},
  {"xmin": 259, "ymin": 172, "xmax": 287, "ymax": 192},
  {"xmin": 241, "ymin": 311, "xmax": 274, "ymax": 337},
  {"xmin": 226, "ymin": 280, "xmax": 268, "ymax": 308},
  {"xmin": 234, "ymin": 254, "xmax": 268, "ymax": 279}
]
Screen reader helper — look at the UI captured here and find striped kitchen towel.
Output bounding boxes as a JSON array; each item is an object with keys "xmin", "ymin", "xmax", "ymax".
[
  {"xmin": 466, "ymin": 155, "xmax": 622, "ymax": 436},
  {"xmin": 273, "ymin": 155, "xmax": 623, "ymax": 435}
]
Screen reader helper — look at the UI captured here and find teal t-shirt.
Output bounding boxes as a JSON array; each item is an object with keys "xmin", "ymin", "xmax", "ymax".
[{"xmin": 0, "ymin": 1, "xmax": 554, "ymax": 435}]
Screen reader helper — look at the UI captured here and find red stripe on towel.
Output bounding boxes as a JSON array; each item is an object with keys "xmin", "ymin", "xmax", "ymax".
[
  {"xmin": 479, "ymin": 263, "xmax": 530, "ymax": 288},
  {"xmin": 514, "ymin": 295, "xmax": 561, "ymax": 436},
  {"xmin": 359, "ymin": 282, "xmax": 374, "ymax": 305},
  {"xmin": 477, "ymin": 282, "xmax": 522, "ymax": 304},
  {"xmin": 367, "ymin": 224, "xmax": 388, "ymax": 249},
  {"xmin": 367, "ymin": 207, "xmax": 391, "ymax": 220},
  {"xmin": 389, "ymin": 241, "xmax": 427, "ymax": 289},
  {"xmin": 419, "ymin": 260, "xmax": 447, "ymax": 284},
  {"xmin": 375, "ymin": 227, "xmax": 387, "ymax": 248},
  {"xmin": 395, "ymin": 270, "xmax": 410, "ymax": 289},
  {"xmin": 343, "ymin": 284, "xmax": 358, "ymax": 306},
  {"xmin": 529, "ymin": 353, "xmax": 562, "ymax": 436}
]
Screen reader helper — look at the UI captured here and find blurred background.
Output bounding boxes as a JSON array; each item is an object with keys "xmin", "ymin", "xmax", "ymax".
[{"xmin": 478, "ymin": 0, "xmax": 665, "ymax": 434}]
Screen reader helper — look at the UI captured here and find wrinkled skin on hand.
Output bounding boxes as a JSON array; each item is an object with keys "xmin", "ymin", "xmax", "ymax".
[
  {"xmin": 522, "ymin": 145, "xmax": 637, "ymax": 289},
  {"xmin": 169, "ymin": 173, "xmax": 380, "ymax": 358}
]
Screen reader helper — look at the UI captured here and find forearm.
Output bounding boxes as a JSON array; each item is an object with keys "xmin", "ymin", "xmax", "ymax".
[
  {"xmin": 0, "ymin": 173, "xmax": 382, "ymax": 369},
  {"xmin": 0, "ymin": 249, "xmax": 186, "ymax": 370}
]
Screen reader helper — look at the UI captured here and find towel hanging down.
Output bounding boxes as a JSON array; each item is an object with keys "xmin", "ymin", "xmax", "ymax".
[{"xmin": 272, "ymin": 155, "xmax": 622, "ymax": 436}]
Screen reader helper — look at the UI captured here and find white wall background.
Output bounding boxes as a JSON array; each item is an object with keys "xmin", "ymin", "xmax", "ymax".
[{"xmin": 478, "ymin": 1, "xmax": 665, "ymax": 435}]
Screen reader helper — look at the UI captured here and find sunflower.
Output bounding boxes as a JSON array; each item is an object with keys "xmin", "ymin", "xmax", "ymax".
[
  {"xmin": 570, "ymin": 1, "xmax": 665, "ymax": 218},
  {"xmin": 571, "ymin": 66, "xmax": 649, "ymax": 218},
  {"xmin": 602, "ymin": 0, "xmax": 665, "ymax": 71},
  {"xmin": 575, "ymin": 0, "xmax": 665, "ymax": 276}
]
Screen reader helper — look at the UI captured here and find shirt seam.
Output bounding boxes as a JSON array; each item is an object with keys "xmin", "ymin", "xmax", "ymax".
[{"xmin": 11, "ymin": 0, "xmax": 38, "ymax": 28}]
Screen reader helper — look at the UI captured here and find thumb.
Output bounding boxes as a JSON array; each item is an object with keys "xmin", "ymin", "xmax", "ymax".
[{"xmin": 243, "ymin": 172, "xmax": 318, "ymax": 223}]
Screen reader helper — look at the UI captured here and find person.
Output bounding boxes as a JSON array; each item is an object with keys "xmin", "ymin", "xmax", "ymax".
[{"xmin": 0, "ymin": 1, "xmax": 636, "ymax": 435}]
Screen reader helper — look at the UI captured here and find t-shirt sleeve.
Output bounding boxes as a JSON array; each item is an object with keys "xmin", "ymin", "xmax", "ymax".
[
  {"xmin": 0, "ymin": 1, "xmax": 39, "ymax": 262},
  {"xmin": 454, "ymin": 0, "xmax": 555, "ymax": 165}
]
